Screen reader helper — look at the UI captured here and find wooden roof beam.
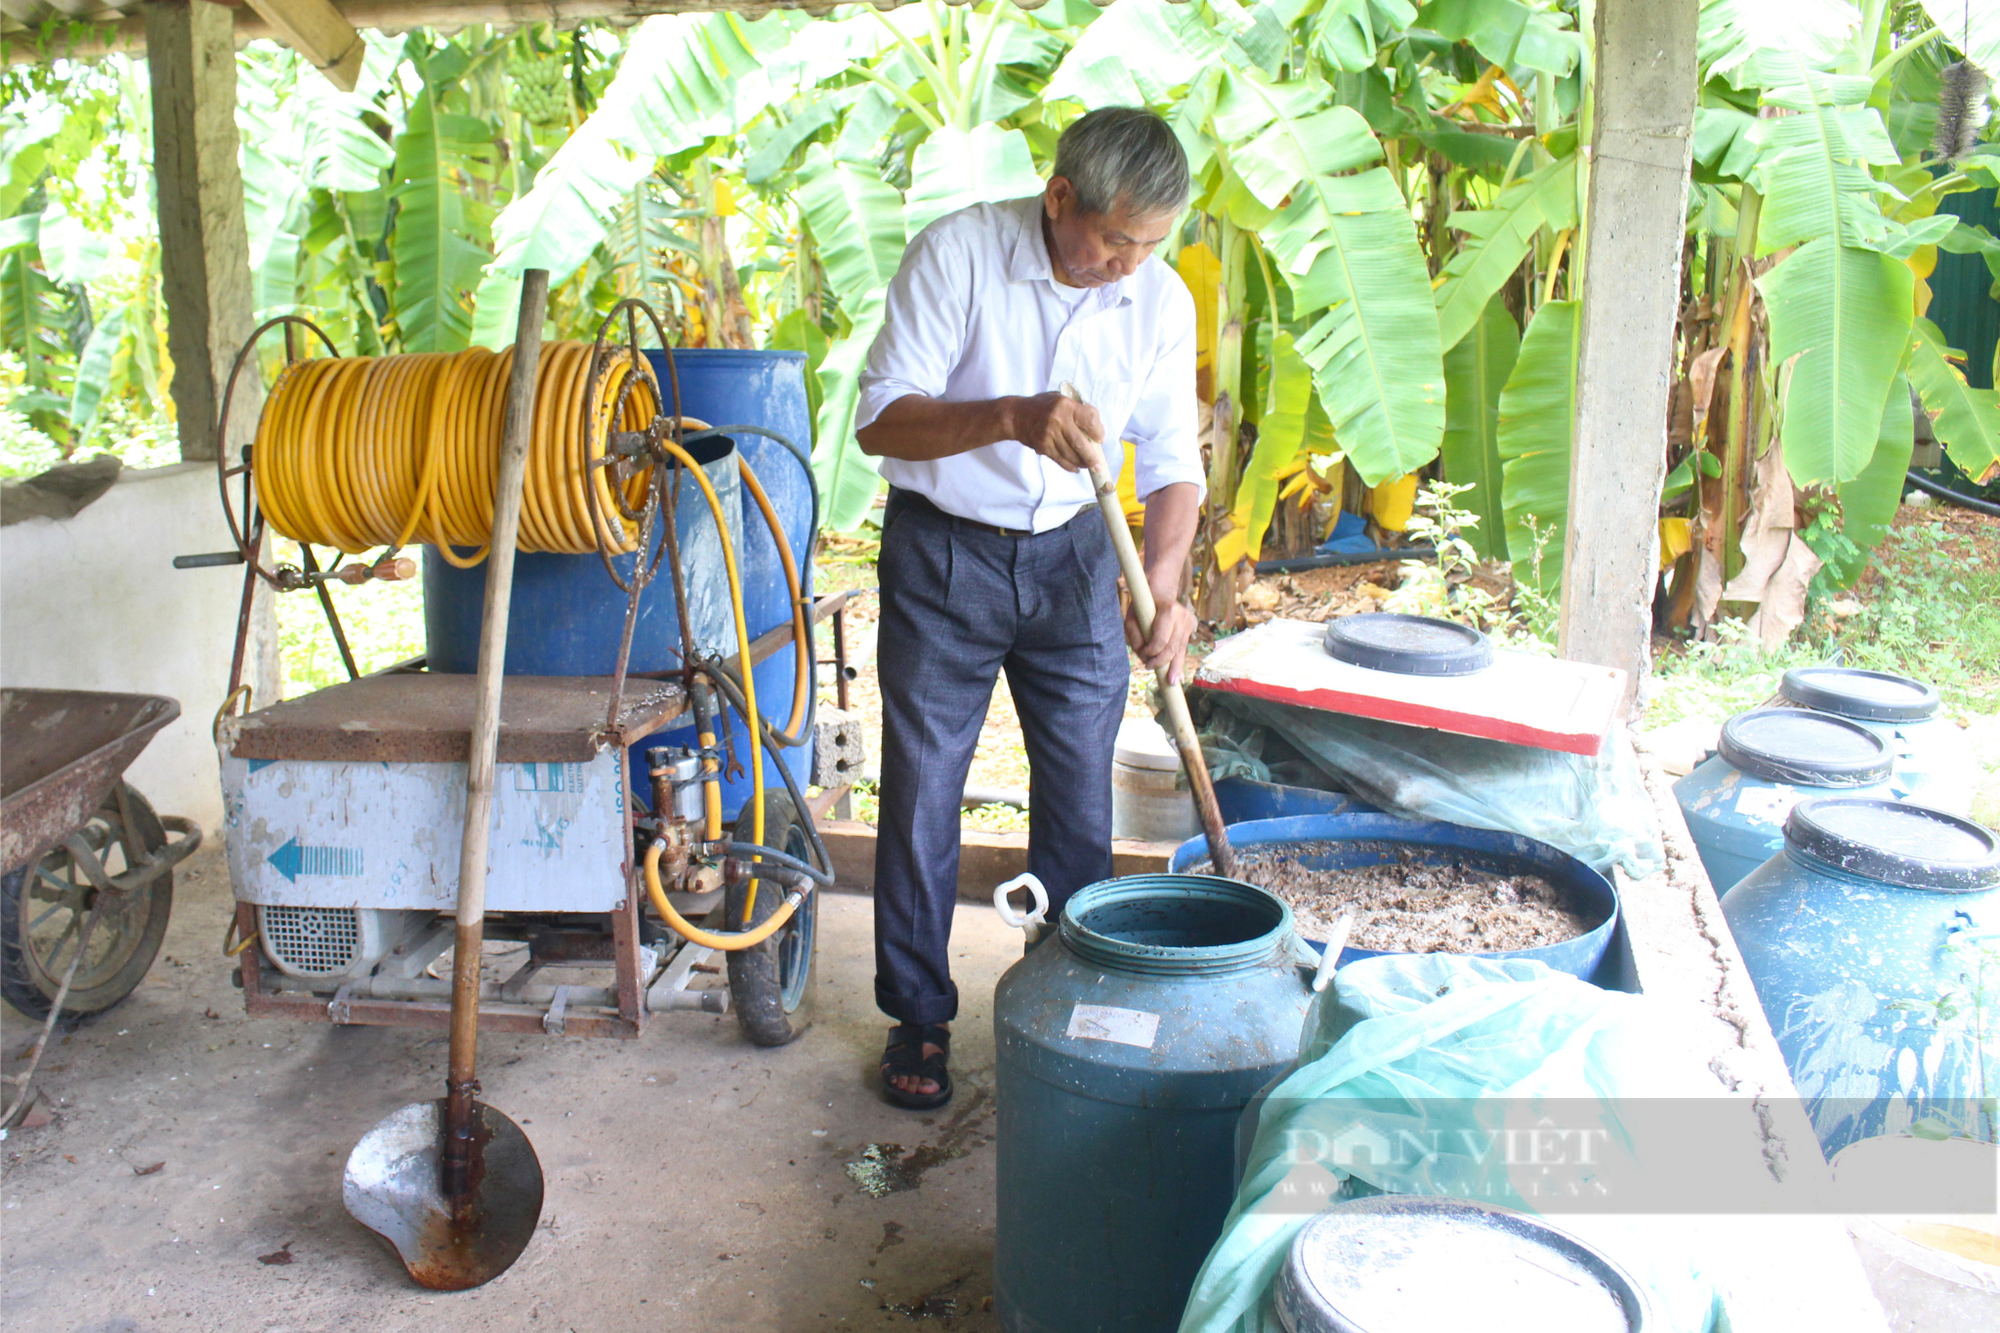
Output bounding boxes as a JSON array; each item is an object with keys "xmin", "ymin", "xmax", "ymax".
[{"xmin": 238, "ymin": 0, "xmax": 363, "ymax": 89}]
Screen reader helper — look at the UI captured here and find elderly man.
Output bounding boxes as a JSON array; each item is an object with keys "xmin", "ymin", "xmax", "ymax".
[{"xmin": 853, "ymin": 106, "xmax": 1202, "ymax": 1109}]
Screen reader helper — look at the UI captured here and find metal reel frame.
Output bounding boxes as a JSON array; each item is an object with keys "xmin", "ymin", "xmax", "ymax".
[{"xmin": 213, "ymin": 315, "xmax": 376, "ymax": 696}]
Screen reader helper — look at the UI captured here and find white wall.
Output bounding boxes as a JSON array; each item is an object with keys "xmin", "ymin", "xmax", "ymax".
[{"xmin": 2, "ymin": 463, "xmax": 270, "ymax": 832}]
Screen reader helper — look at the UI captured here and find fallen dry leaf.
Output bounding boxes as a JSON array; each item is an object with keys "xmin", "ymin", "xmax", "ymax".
[
  {"xmin": 257, "ymin": 1244, "xmax": 294, "ymax": 1266},
  {"xmin": 134, "ymin": 1161, "xmax": 165, "ymax": 1177}
]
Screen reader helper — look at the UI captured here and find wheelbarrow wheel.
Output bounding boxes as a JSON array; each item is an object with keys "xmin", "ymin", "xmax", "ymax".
[
  {"xmin": 726, "ymin": 790, "xmax": 817, "ymax": 1047},
  {"xmin": 1, "ymin": 782, "xmax": 174, "ymax": 1020}
]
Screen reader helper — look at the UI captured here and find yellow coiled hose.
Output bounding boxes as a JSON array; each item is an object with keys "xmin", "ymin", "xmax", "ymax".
[{"xmin": 253, "ymin": 342, "xmax": 656, "ymax": 567}]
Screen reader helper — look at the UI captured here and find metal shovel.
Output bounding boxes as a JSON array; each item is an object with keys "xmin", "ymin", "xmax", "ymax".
[{"xmin": 343, "ymin": 271, "xmax": 551, "ymax": 1290}]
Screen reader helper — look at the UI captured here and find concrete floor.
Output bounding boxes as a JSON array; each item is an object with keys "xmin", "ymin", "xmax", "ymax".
[{"xmin": 1, "ymin": 841, "xmax": 1020, "ymax": 1333}]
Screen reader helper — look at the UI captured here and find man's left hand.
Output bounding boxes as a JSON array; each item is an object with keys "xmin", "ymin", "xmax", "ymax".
[{"xmin": 1126, "ymin": 585, "xmax": 1197, "ymax": 685}]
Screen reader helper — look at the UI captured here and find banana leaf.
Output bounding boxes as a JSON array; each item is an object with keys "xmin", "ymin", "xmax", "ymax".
[
  {"xmin": 1697, "ymin": 0, "xmax": 1858, "ymax": 88},
  {"xmin": 1216, "ymin": 330, "xmax": 1317, "ymax": 568},
  {"xmin": 743, "ymin": 97, "xmax": 841, "ymax": 186},
  {"xmin": 1757, "ymin": 237, "xmax": 1914, "ymax": 487},
  {"xmin": 1497, "ymin": 298, "xmax": 1578, "ymax": 594},
  {"xmin": 1044, "ymin": 0, "xmax": 1238, "ymax": 108},
  {"xmin": 1220, "ymin": 78, "xmax": 1383, "ymax": 210},
  {"xmin": 1177, "ymin": 241, "xmax": 1223, "ymax": 394},
  {"xmin": 1433, "ymin": 153, "xmax": 1579, "ymax": 354},
  {"xmin": 1275, "ymin": 166, "xmax": 1446, "ymax": 486},
  {"xmin": 1909, "ymin": 316, "xmax": 2000, "ymax": 485},
  {"xmin": 35, "ymin": 206, "xmax": 108, "ymax": 288},
  {"xmin": 1311, "ymin": 0, "xmax": 1418, "ymax": 72},
  {"xmin": 903, "ymin": 125, "xmax": 1045, "ymax": 241},
  {"xmin": 1414, "ymin": 0, "xmax": 1584, "ymax": 77},
  {"xmin": 797, "ymin": 145, "xmax": 907, "ymax": 304},
  {"xmin": 1439, "ymin": 293, "xmax": 1519, "ymax": 561},
  {"xmin": 487, "ymin": 14, "xmax": 770, "ymax": 284},
  {"xmin": 389, "ymin": 90, "xmax": 495, "ymax": 353},
  {"xmin": 1920, "ymin": 0, "xmax": 2000, "ymax": 77},
  {"xmin": 769, "ymin": 308, "xmax": 828, "ymax": 426},
  {"xmin": 812, "ymin": 298, "xmax": 886, "ymax": 533},
  {"xmin": 1748, "ymin": 58, "xmax": 1901, "ymax": 255},
  {"xmin": 1822, "ymin": 372, "xmax": 1916, "ymax": 587},
  {"xmin": 0, "ymin": 248, "xmax": 66, "ymax": 388},
  {"xmin": 66, "ymin": 304, "xmax": 123, "ymax": 442}
]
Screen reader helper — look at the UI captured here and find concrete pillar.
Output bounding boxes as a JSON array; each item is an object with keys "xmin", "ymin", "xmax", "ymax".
[
  {"xmin": 145, "ymin": 0, "xmax": 260, "ymax": 464},
  {"xmin": 1557, "ymin": 0, "xmax": 1699, "ymax": 715}
]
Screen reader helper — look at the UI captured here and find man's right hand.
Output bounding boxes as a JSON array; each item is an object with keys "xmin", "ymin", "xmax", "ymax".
[{"xmin": 1009, "ymin": 391, "xmax": 1108, "ymax": 475}]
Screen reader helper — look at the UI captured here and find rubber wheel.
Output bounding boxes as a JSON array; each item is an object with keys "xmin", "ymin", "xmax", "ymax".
[
  {"xmin": 1, "ymin": 783, "xmax": 175, "ymax": 1020},
  {"xmin": 726, "ymin": 791, "xmax": 818, "ymax": 1047}
]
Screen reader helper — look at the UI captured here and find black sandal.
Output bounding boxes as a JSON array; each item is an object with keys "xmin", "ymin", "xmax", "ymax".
[{"xmin": 879, "ymin": 1022, "xmax": 952, "ymax": 1110}]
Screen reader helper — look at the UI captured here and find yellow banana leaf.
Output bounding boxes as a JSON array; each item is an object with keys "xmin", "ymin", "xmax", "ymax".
[
  {"xmin": 1176, "ymin": 241, "xmax": 1222, "ymax": 396},
  {"xmin": 1658, "ymin": 517, "xmax": 1693, "ymax": 568},
  {"xmin": 1452, "ymin": 65, "xmax": 1509, "ymax": 121},
  {"xmin": 1116, "ymin": 443, "xmax": 1146, "ymax": 530}
]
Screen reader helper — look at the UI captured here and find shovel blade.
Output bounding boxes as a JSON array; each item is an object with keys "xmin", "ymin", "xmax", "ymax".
[{"xmin": 343, "ymin": 1098, "xmax": 543, "ymax": 1291}]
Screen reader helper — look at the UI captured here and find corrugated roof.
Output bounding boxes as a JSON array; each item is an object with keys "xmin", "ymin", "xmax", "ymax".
[{"xmin": 2, "ymin": 0, "xmax": 1086, "ymax": 62}]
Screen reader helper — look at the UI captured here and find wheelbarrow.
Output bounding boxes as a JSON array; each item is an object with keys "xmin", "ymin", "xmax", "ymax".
[{"xmin": 1, "ymin": 688, "xmax": 203, "ymax": 1023}]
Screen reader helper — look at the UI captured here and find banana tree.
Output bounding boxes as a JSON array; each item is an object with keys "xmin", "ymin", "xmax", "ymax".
[{"xmin": 1656, "ymin": 0, "xmax": 2000, "ymax": 645}]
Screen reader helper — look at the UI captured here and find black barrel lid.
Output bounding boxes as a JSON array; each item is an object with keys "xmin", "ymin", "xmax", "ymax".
[
  {"xmin": 1322, "ymin": 613, "xmax": 1493, "ymax": 677},
  {"xmin": 1718, "ymin": 708, "xmax": 1893, "ymax": 787},
  {"xmin": 1785, "ymin": 797, "xmax": 2000, "ymax": 892},
  {"xmin": 1780, "ymin": 666, "xmax": 1939, "ymax": 723}
]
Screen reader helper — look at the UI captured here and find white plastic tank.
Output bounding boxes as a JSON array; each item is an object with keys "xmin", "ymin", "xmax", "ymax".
[{"xmin": 1112, "ymin": 715, "xmax": 1198, "ymax": 842}]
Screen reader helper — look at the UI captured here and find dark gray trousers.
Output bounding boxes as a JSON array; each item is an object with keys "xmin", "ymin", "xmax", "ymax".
[{"xmin": 872, "ymin": 488, "xmax": 1129, "ymax": 1024}]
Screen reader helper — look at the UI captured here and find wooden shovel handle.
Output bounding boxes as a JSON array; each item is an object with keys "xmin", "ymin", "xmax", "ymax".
[{"xmin": 1065, "ymin": 386, "xmax": 1236, "ymax": 878}]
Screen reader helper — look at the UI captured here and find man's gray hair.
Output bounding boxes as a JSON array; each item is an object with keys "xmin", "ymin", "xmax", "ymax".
[{"xmin": 1053, "ymin": 107, "xmax": 1191, "ymax": 219}]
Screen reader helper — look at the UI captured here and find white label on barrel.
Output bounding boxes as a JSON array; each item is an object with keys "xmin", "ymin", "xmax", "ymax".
[
  {"xmin": 1066, "ymin": 1004, "xmax": 1161, "ymax": 1049},
  {"xmin": 1734, "ymin": 784, "xmax": 1799, "ymax": 823}
]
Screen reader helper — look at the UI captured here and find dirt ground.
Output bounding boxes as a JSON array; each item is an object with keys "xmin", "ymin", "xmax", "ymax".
[{"xmin": 0, "ymin": 840, "xmax": 1026, "ymax": 1333}]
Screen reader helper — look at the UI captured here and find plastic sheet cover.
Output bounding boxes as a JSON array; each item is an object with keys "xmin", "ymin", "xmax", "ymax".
[
  {"xmin": 1194, "ymin": 693, "xmax": 1665, "ymax": 880},
  {"xmin": 1177, "ymin": 955, "xmax": 1725, "ymax": 1333}
]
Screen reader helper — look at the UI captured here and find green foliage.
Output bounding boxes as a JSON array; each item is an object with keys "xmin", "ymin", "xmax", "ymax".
[
  {"xmin": 1759, "ymin": 238, "xmax": 1915, "ymax": 486},
  {"xmin": 7, "ymin": 0, "xmax": 1987, "ymax": 660},
  {"xmin": 1432, "ymin": 154, "xmax": 1578, "ymax": 353},
  {"xmin": 388, "ymin": 84, "xmax": 496, "ymax": 352},
  {"xmin": 1382, "ymin": 479, "xmax": 1513, "ymax": 631},
  {"xmin": 1909, "ymin": 316, "xmax": 2000, "ymax": 485},
  {"xmin": 1437, "ymin": 293, "xmax": 1518, "ymax": 561},
  {"xmin": 1815, "ymin": 372, "xmax": 1916, "ymax": 588},
  {"xmin": 1840, "ymin": 520, "xmax": 2000, "ymax": 717},
  {"xmin": 1496, "ymin": 298, "xmax": 1578, "ymax": 593}
]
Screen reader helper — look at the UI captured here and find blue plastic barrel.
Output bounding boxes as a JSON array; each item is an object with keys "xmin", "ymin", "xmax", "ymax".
[
  {"xmin": 638, "ymin": 350, "xmax": 816, "ymax": 818},
  {"xmin": 1720, "ymin": 797, "xmax": 2000, "ymax": 1157},
  {"xmin": 1169, "ymin": 813, "xmax": 1621, "ymax": 983},
  {"xmin": 422, "ymin": 434, "xmax": 742, "ymax": 675},
  {"xmin": 994, "ymin": 874, "xmax": 1313, "ymax": 1333},
  {"xmin": 1674, "ymin": 707, "xmax": 1904, "ymax": 893},
  {"xmin": 1214, "ymin": 776, "xmax": 1372, "ymax": 825},
  {"xmin": 1778, "ymin": 666, "xmax": 1974, "ymax": 813}
]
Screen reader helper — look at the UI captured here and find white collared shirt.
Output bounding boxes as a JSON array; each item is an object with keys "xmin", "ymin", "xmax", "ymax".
[{"xmin": 854, "ymin": 196, "xmax": 1203, "ymax": 533}]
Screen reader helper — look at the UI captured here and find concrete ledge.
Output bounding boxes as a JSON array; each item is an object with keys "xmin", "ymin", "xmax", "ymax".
[
  {"xmin": 818, "ymin": 818, "xmax": 1179, "ymax": 900},
  {"xmin": 1621, "ymin": 732, "xmax": 1890, "ymax": 1333}
]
